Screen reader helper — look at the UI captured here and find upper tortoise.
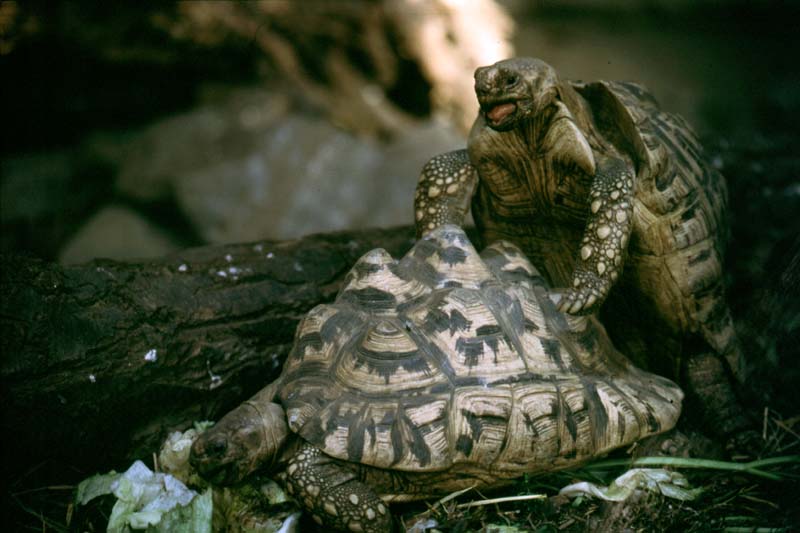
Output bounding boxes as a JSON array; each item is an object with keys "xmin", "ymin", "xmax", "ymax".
[
  {"xmin": 191, "ymin": 226, "xmax": 682, "ymax": 533},
  {"xmin": 415, "ymin": 57, "xmax": 746, "ymax": 437}
]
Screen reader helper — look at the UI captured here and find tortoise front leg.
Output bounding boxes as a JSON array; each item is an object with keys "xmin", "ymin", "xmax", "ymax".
[
  {"xmin": 282, "ymin": 443, "xmax": 391, "ymax": 532},
  {"xmin": 414, "ymin": 149, "xmax": 478, "ymax": 238},
  {"xmin": 554, "ymin": 157, "xmax": 635, "ymax": 314}
]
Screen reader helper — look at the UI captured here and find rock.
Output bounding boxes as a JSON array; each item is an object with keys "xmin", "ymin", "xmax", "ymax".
[
  {"xmin": 116, "ymin": 88, "xmax": 291, "ymax": 202},
  {"xmin": 58, "ymin": 205, "xmax": 180, "ymax": 264},
  {"xmin": 174, "ymin": 114, "xmax": 383, "ymax": 243},
  {"xmin": 116, "ymin": 86, "xmax": 465, "ymax": 243},
  {"xmin": 176, "ymin": 116, "xmax": 464, "ymax": 243}
]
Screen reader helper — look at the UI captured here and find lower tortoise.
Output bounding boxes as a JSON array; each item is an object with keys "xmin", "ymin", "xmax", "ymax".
[{"xmin": 191, "ymin": 226, "xmax": 682, "ymax": 532}]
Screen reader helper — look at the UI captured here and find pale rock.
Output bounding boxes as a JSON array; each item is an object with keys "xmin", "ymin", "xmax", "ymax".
[{"xmin": 59, "ymin": 205, "xmax": 179, "ymax": 264}]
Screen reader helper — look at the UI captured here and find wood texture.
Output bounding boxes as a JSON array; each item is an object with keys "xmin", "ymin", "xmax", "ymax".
[{"xmin": 0, "ymin": 226, "xmax": 415, "ymax": 480}]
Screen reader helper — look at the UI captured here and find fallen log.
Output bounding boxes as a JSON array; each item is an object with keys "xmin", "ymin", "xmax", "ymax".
[{"xmin": 0, "ymin": 225, "xmax": 416, "ymax": 482}]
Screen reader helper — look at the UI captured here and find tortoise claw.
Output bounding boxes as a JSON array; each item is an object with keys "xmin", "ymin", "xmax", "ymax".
[
  {"xmin": 554, "ymin": 266, "xmax": 613, "ymax": 315},
  {"xmin": 552, "ymin": 286, "xmax": 605, "ymax": 316},
  {"xmin": 551, "ymin": 289, "xmax": 588, "ymax": 314}
]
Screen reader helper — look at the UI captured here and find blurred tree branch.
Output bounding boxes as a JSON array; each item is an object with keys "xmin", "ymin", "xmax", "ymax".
[{"xmin": 160, "ymin": 0, "xmax": 514, "ymax": 135}]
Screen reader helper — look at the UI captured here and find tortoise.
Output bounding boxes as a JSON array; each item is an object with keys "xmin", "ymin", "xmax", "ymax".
[
  {"xmin": 415, "ymin": 57, "xmax": 747, "ymax": 438},
  {"xmin": 191, "ymin": 225, "xmax": 682, "ymax": 532}
]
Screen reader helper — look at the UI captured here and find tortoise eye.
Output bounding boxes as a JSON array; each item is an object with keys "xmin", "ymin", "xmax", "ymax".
[{"xmin": 506, "ymin": 75, "xmax": 519, "ymax": 87}]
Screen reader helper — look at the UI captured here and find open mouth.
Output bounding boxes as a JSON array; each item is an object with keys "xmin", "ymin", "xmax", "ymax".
[{"xmin": 482, "ymin": 100, "xmax": 518, "ymax": 126}]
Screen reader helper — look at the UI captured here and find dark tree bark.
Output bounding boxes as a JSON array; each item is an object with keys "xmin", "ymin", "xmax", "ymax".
[{"xmin": 0, "ymin": 226, "xmax": 416, "ymax": 481}]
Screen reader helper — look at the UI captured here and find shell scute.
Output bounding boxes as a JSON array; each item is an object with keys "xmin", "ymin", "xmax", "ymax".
[
  {"xmin": 480, "ymin": 240, "xmax": 542, "ymax": 285},
  {"xmin": 283, "ymin": 305, "xmax": 344, "ymax": 374},
  {"xmin": 401, "ymin": 229, "xmax": 491, "ymax": 290},
  {"xmin": 407, "ymin": 287, "xmax": 528, "ymax": 379},
  {"xmin": 340, "ymin": 248, "xmax": 430, "ymax": 312},
  {"xmin": 333, "ymin": 318, "xmax": 447, "ymax": 394},
  {"xmin": 452, "ymin": 385, "xmax": 512, "ymax": 464},
  {"xmin": 305, "ymin": 394, "xmax": 452, "ymax": 471}
]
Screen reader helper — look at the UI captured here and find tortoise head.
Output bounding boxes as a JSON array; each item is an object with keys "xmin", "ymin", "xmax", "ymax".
[
  {"xmin": 190, "ymin": 400, "xmax": 288, "ymax": 485},
  {"xmin": 474, "ymin": 57, "xmax": 560, "ymax": 132},
  {"xmin": 474, "ymin": 57, "xmax": 596, "ymax": 176}
]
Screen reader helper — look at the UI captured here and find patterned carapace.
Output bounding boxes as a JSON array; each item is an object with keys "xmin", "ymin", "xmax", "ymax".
[{"xmin": 191, "ymin": 226, "xmax": 682, "ymax": 532}]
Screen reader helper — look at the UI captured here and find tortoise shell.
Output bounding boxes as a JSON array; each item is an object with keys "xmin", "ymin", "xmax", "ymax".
[
  {"xmin": 413, "ymin": 59, "xmax": 748, "ymax": 439},
  {"xmin": 276, "ymin": 225, "xmax": 682, "ymax": 474}
]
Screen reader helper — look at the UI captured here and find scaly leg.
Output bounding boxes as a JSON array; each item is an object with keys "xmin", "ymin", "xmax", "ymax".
[
  {"xmin": 414, "ymin": 149, "xmax": 478, "ymax": 237},
  {"xmin": 553, "ymin": 157, "xmax": 635, "ymax": 314},
  {"xmin": 684, "ymin": 350, "xmax": 759, "ymax": 453},
  {"xmin": 282, "ymin": 443, "xmax": 392, "ymax": 532}
]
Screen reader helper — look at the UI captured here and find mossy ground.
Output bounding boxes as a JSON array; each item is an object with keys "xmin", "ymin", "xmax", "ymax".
[
  {"xmin": 390, "ymin": 418, "xmax": 800, "ymax": 532},
  {"xmin": 8, "ymin": 413, "xmax": 798, "ymax": 532}
]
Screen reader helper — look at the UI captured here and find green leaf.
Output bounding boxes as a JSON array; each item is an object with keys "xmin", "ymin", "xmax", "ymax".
[
  {"xmin": 193, "ymin": 420, "xmax": 214, "ymax": 433},
  {"xmin": 483, "ymin": 525, "xmax": 529, "ymax": 533},
  {"xmin": 99, "ymin": 460, "xmax": 209, "ymax": 531},
  {"xmin": 147, "ymin": 488, "xmax": 213, "ymax": 533},
  {"xmin": 75, "ymin": 471, "xmax": 120, "ymax": 505},
  {"xmin": 108, "ymin": 493, "xmax": 139, "ymax": 533},
  {"xmin": 559, "ymin": 468, "xmax": 703, "ymax": 502},
  {"xmin": 157, "ymin": 422, "xmax": 213, "ymax": 486}
]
